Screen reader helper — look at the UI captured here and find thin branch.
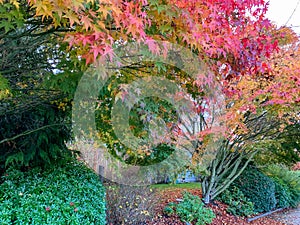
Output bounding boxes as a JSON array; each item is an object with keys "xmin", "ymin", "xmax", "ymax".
[
  {"xmin": 285, "ymin": 0, "xmax": 300, "ymax": 26},
  {"xmin": 0, "ymin": 123, "xmax": 69, "ymax": 145}
]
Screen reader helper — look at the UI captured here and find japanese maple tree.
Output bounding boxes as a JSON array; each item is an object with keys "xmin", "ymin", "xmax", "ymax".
[{"xmin": 2, "ymin": 0, "xmax": 299, "ymax": 204}]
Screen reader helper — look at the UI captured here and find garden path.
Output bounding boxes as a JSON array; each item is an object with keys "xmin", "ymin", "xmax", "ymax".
[{"xmin": 268, "ymin": 206, "xmax": 300, "ymax": 225}]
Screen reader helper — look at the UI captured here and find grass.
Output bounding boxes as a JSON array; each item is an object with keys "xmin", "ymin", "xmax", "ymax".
[{"xmin": 151, "ymin": 182, "xmax": 201, "ymax": 190}]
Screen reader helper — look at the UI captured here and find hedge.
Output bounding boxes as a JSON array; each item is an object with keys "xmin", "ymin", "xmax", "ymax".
[{"xmin": 233, "ymin": 166, "xmax": 276, "ymax": 213}]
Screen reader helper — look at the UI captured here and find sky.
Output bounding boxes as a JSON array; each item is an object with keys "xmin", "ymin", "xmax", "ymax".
[{"xmin": 266, "ymin": 0, "xmax": 300, "ymax": 33}]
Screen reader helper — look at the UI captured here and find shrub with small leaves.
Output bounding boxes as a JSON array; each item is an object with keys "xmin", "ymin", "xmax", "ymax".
[
  {"xmin": 233, "ymin": 166, "xmax": 276, "ymax": 213},
  {"xmin": 163, "ymin": 202, "xmax": 176, "ymax": 215},
  {"xmin": 272, "ymin": 178, "xmax": 292, "ymax": 208},
  {"xmin": 262, "ymin": 164, "xmax": 300, "ymax": 208},
  {"xmin": 0, "ymin": 161, "xmax": 106, "ymax": 225},
  {"xmin": 217, "ymin": 186, "xmax": 255, "ymax": 217},
  {"xmin": 164, "ymin": 192, "xmax": 215, "ymax": 225}
]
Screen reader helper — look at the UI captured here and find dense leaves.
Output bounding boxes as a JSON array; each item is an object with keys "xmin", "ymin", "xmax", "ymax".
[
  {"xmin": 233, "ymin": 166, "xmax": 277, "ymax": 213},
  {"xmin": 0, "ymin": 1, "xmax": 79, "ymax": 171},
  {"xmin": 1, "ymin": 0, "xmax": 299, "ymax": 210},
  {"xmin": 94, "ymin": 70, "xmax": 178, "ymax": 166},
  {"xmin": 164, "ymin": 191, "xmax": 215, "ymax": 225},
  {"xmin": 272, "ymin": 179, "xmax": 292, "ymax": 209},
  {"xmin": 0, "ymin": 104, "xmax": 74, "ymax": 171},
  {"xmin": 22, "ymin": 0, "xmax": 278, "ymax": 72},
  {"xmin": 0, "ymin": 161, "xmax": 106, "ymax": 225},
  {"xmin": 254, "ymin": 124, "xmax": 300, "ymax": 167},
  {"xmin": 217, "ymin": 186, "xmax": 255, "ymax": 217},
  {"xmin": 262, "ymin": 164, "xmax": 300, "ymax": 208}
]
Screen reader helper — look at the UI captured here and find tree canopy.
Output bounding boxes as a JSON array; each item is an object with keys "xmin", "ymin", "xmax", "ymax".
[{"xmin": 0, "ymin": 0, "xmax": 299, "ymax": 202}]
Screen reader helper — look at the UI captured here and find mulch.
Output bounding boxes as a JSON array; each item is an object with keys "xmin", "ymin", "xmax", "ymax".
[{"xmin": 146, "ymin": 188, "xmax": 287, "ymax": 225}]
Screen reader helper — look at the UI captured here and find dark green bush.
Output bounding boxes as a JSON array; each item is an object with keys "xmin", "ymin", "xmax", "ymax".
[
  {"xmin": 0, "ymin": 161, "xmax": 106, "ymax": 225},
  {"xmin": 233, "ymin": 166, "xmax": 276, "ymax": 213},
  {"xmin": 272, "ymin": 178, "xmax": 292, "ymax": 208},
  {"xmin": 0, "ymin": 103, "xmax": 77, "ymax": 174},
  {"xmin": 262, "ymin": 164, "xmax": 300, "ymax": 208},
  {"xmin": 164, "ymin": 192, "xmax": 215, "ymax": 225},
  {"xmin": 217, "ymin": 186, "xmax": 255, "ymax": 217}
]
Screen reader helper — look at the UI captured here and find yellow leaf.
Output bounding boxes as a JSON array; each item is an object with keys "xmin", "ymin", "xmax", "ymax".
[
  {"xmin": 71, "ymin": 0, "xmax": 84, "ymax": 13},
  {"xmin": 107, "ymin": 83, "xmax": 112, "ymax": 91},
  {"xmin": 32, "ymin": 0, "xmax": 53, "ymax": 20},
  {"xmin": 63, "ymin": 10, "xmax": 80, "ymax": 27},
  {"xmin": 10, "ymin": 0, "xmax": 19, "ymax": 9},
  {"xmin": 86, "ymin": 0, "xmax": 94, "ymax": 4}
]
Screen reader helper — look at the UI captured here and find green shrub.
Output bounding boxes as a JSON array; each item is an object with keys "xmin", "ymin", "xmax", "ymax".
[
  {"xmin": 164, "ymin": 192, "xmax": 215, "ymax": 225},
  {"xmin": 217, "ymin": 186, "xmax": 255, "ymax": 217},
  {"xmin": 233, "ymin": 166, "xmax": 276, "ymax": 213},
  {"xmin": 163, "ymin": 203, "xmax": 175, "ymax": 215},
  {"xmin": 0, "ymin": 161, "xmax": 106, "ymax": 225},
  {"xmin": 0, "ymin": 104, "xmax": 77, "ymax": 174},
  {"xmin": 272, "ymin": 178, "xmax": 292, "ymax": 208},
  {"xmin": 262, "ymin": 164, "xmax": 300, "ymax": 208}
]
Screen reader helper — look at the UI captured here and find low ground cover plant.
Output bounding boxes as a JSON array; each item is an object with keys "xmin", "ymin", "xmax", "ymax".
[
  {"xmin": 0, "ymin": 161, "xmax": 106, "ymax": 225},
  {"xmin": 217, "ymin": 186, "xmax": 255, "ymax": 217},
  {"xmin": 164, "ymin": 191, "xmax": 215, "ymax": 225}
]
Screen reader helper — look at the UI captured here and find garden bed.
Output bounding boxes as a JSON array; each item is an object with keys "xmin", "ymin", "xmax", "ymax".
[{"xmin": 146, "ymin": 186, "xmax": 287, "ymax": 225}]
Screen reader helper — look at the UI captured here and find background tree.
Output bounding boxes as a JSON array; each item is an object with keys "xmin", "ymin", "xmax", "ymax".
[
  {"xmin": 254, "ymin": 123, "xmax": 300, "ymax": 167},
  {"xmin": 0, "ymin": 1, "xmax": 78, "ymax": 172}
]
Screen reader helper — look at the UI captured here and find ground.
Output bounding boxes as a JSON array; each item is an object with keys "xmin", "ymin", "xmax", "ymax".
[
  {"xmin": 268, "ymin": 207, "xmax": 300, "ymax": 225},
  {"xmin": 147, "ymin": 184, "xmax": 290, "ymax": 225}
]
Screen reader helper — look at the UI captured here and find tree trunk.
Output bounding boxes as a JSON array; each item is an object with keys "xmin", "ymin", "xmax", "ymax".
[
  {"xmin": 203, "ymin": 190, "xmax": 211, "ymax": 204},
  {"xmin": 201, "ymin": 145, "xmax": 258, "ymax": 204}
]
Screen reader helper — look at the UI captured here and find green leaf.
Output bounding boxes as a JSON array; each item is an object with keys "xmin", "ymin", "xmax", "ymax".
[
  {"xmin": 1, "ymin": 21, "xmax": 14, "ymax": 33},
  {"xmin": 37, "ymin": 132, "xmax": 49, "ymax": 147},
  {"xmin": 5, "ymin": 151, "xmax": 24, "ymax": 167},
  {"xmin": 39, "ymin": 150, "xmax": 51, "ymax": 164},
  {"xmin": 154, "ymin": 62, "xmax": 167, "ymax": 72}
]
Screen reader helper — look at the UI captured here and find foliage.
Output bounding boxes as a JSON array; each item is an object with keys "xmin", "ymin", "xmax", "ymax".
[
  {"xmin": 0, "ymin": 75, "xmax": 10, "ymax": 100},
  {"xmin": 164, "ymin": 191, "xmax": 215, "ymax": 225},
  {"xmin": 95, "ymin": 71, "xmax": 178, "ymax": 165},
  {"xmin": 0, "ymin": 0, "xmax": 24, "ymax": 33},
  {"xmin": 1, "ymin": 0, "xmax": 299, "ymax": 209},
  {"xmin": 233, "ymin": 166, "xmax": 276, "ymax": 213},
  {"xmin": 201, "ymin": 39, "xmax": 300, "ymax": 203},
  {"xmin": 262, "ymin": 164, "xmax": 300, "ymax": 208},
  {"xmin": 0, "ymin": 1, "xmax": 82, "ymax": 172},
  {"xmin": 272, "ymin": 178, "xmax": 292, "ymax": 209},
  {"xmin": 0, "ymin": 161, "xmax": 106, "ymax": 225},
  {"xmin": 217, "ymin": 186, "xmax": 255, "ymax": 217},
  {"xmin": 21, "ymin": 0, "xmax": 278, "ymax": 71},
  {"xmin": 154, "ymin": 188, "xmax": 279, "ymax": 225},
  {"xmin": 105, "ymin": 184, "xmax": 157, "ymax": 225},
  {"xmin": 0, "ymin": 103, "xmax": 76, "ymax": 171},
  {"xmin": 254, "ymin": 124, "xmax": 300, "ymax": 167}
]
